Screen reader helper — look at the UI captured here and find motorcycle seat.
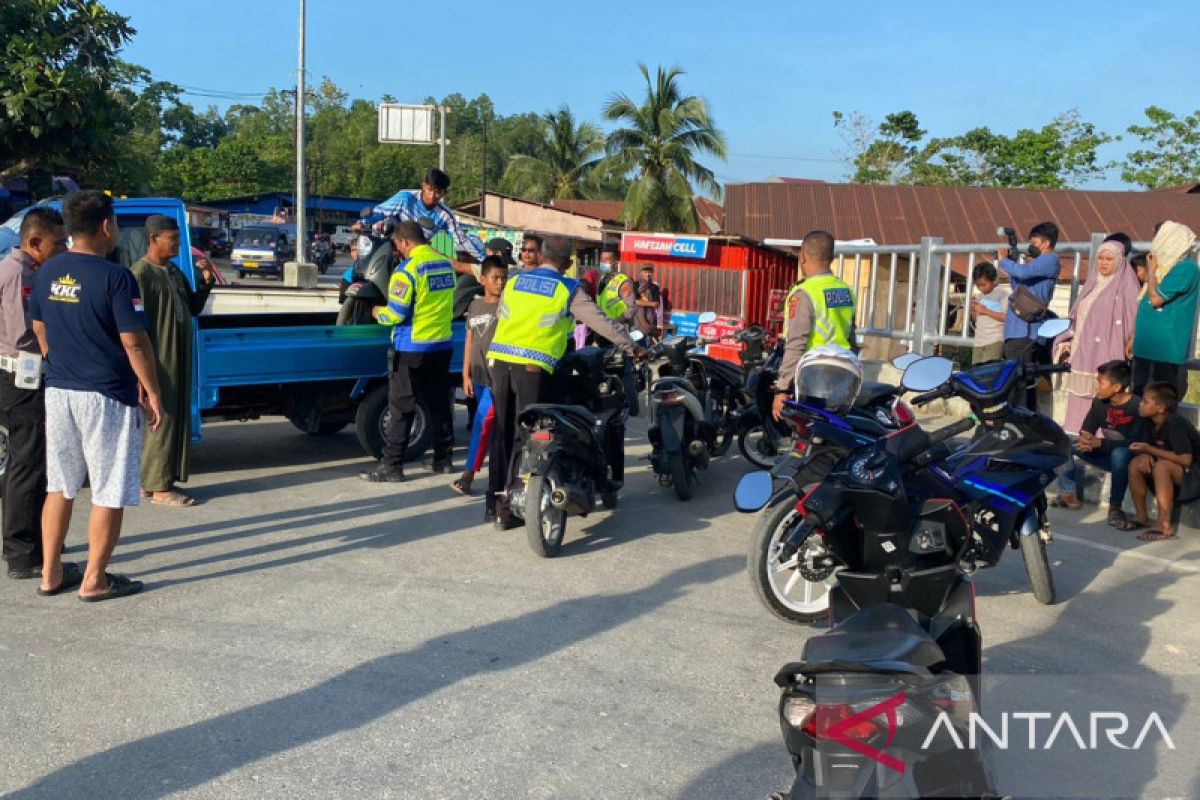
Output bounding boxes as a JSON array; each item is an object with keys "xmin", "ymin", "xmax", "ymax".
[
  {"xmin": 797, "ymin": 605, "xmax": 945, "ymax": 675},
  {"xmin": 653, "ymin": 376, "xmax": 699, "ymax": 395},
  {"xmin": 855, "ymin": 382, "xmax": 897, "ymax": 408},
  {"xmin": 522, "ymin": 403, "xmax": 600, "ymax": 428}
]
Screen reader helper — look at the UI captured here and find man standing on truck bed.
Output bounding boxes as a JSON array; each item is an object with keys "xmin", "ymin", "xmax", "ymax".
[
  {"xmin": 360, "ymin": 169, "xmax": 486, "ymax": 276},
  {"xmin": 359, "ymin": 220, "xmax": 456, "ymax": 483},
  {"xmin": 772, "ymin": 230, "xmax": 857, "ymax": 421},
  {"xmin": 131, "ymin": 215, "xmax": 215, "ymax": 507}
]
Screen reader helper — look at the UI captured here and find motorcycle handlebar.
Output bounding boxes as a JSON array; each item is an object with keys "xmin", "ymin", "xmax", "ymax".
[
  {"xmin": 911, "ymin": 385, "xmax": 952, "ymax": 406},
  {"xmin": 926, "ymin": 416, "xmax": 975, "ymax": 446}
]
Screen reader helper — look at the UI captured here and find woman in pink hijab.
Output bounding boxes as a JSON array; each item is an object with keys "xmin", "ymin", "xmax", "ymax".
[{"xmin": 1052, "ymin": 240, "xmax": 1141, "ymax": 434}]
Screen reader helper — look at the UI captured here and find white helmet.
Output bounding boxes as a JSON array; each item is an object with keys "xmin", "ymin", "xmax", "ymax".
[{"xmin": 795, "ymin": 345, "xmax": 862, "ymax": 414}]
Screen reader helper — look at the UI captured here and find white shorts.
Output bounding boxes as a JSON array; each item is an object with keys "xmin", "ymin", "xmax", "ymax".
[{"xmin": 45, "ymin": 388, "xmax": 143, "ymax": 508}]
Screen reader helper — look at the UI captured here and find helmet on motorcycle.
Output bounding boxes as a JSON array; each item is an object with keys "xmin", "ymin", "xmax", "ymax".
[{"xmin": 794, "ymin": 345, "xmax": 862, "ymax": 414}]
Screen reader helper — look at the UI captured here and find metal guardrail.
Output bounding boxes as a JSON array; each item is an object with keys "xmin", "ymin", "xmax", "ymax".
[{"xmin": 818, "ymin": 234, "xmax": 1175, "ymax": 356}]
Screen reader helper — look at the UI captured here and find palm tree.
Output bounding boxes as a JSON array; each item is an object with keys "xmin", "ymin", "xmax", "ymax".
[
  {"xmin": 503, "ymin": 105, "xmax": 605, "ymax": 202},
  {"xmin": 603, "ymin": 64, "xmax": 727, "ymax": 232}
]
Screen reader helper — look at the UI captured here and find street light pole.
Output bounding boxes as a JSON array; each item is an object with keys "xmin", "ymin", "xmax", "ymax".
[{"xmin": 294, "ymin": 0, "xmax": 307, "ymax": 264}]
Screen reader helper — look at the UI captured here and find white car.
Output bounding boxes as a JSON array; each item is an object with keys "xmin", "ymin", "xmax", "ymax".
[{"xmin": 332, "ymin": 225, "xmax": 355, "ymax": 251}]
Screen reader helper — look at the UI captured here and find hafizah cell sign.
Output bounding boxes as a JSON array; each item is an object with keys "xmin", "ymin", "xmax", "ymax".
[{"xmin": 622, "ymin": 233, "xmax": 709, "ymax": 260}]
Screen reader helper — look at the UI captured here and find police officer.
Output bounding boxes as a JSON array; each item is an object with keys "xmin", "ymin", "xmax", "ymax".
[
  {"xmin": 360, "ymin": 220, "xmax": 456, "ymax": 482},
  {"xmin": 486, "ymin": 236, "xmax": 644, "ymax": 526},
  {"xmin": 595, "ymin": 245, "xmax": 638, "ymax": 328},
  {"xmin": 772, "ymin": 230, "xmax": 857, "ymax": 420}
]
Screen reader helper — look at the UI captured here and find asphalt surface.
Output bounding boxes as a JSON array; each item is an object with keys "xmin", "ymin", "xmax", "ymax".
[{"xmin": 2, "ymin": 409, "xmax": 1199, "ymax": 798}]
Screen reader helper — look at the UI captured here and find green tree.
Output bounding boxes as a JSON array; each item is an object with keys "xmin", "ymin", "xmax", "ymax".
[
  {"xmin": 0, "ymin": 0, "xmax": 147, "ymax": 183},
  {"xmin": 603, "ymin": 64, "xmax": 727, "ymax": 232},
  {"xmin": 502, "ymin": 105, "xmax": 605, "ymax": 202},
  {"xmin": 1121, "ymin": 106, "xmax": 1200, "ymax": 189},
  {"xmin": 834, "ymin": 110, "xmax": 924, "ymax": 184}
]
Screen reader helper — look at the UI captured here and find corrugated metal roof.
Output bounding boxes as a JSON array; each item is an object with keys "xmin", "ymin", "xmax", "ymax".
[
  {"xmin": 726, "ymin": 181, "xmax": 1200, "ymax": 279},
  {"xmin": 728, "ymin": 181, "xmax": 1200, "ymax": 244}
]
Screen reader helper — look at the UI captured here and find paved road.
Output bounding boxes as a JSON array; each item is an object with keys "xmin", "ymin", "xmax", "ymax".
[
  {"xmin": 212, "ymin": 254, "xmax": 349, "ymax": 289},
  {"xmin": 1, "ymin": 413, "xmax": 1198, "ymax": 798}
]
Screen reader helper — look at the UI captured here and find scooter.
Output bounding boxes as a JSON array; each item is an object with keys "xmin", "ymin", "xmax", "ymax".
[
  {"xmin": 509, "ymin": 342, "xmax": 640, "ymax": 557},
  {"xmin": 313, "ymin": 237, "xmax": 336, "ymax": 274},
  {"xmin": 735, "ymin": 357, "xmax": 1000, "ymax": 798},
  {"xmin": 336, "ymin": 217, "xmax": 396, "ymax": 326}
]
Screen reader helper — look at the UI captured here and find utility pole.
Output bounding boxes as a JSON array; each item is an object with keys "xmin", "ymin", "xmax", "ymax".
[
  {"xmin": 480, "ymin": 114, "xmax": 488, "ymax": 219},
  {"xmin": 438, "ymin": 105, "xmax": 447, "ymax": 172},
  {"xmin": 294, "ymin": 0, "xmax": 307, "ymax": 264}
]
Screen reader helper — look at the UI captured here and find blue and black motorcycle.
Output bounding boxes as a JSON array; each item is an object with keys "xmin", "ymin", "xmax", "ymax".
[{"xmin": 742, "ymin": 319, "xmax": 1071, "ymax": 623}]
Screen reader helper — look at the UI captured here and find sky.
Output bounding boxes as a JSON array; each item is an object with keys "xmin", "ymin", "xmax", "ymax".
[{"xmin": 110, "ymin": 0, "xmax": 1198, "ymax": 191}]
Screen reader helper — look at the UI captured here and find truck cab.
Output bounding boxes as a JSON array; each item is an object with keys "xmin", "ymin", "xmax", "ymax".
[{"xmin": 230, "ymin": 225, "xmax": 294, "ymax": 279}]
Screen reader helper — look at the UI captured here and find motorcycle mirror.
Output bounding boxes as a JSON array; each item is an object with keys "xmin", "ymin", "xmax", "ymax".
[
  {"xmin": 892, "ymin": 353, "xmax": 922, "ymax": 370},
  {"xmin": 630, "ymin": 330, "xmax": 645, "ymax": 342},
  {"xmin": 1036, "ymin": 318, "xmax": 1070, "ymax": 339},
  {"xmin": 733, "ymin": 470, "xmax": 774, "ymax": 513},
  {"xmin": 698, "ymin": 311, "xmax": 718, "ymax": 324},
  {"xmin": 901, "ymin": 357, "xmax": 954, "ymax": 392}
]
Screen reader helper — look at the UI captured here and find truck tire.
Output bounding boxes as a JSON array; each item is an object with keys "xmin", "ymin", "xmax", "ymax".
[
  {"xmin": 306, "ymin": 419, "xmax": 350, "ymax": 436},
  {"xmin": 354, "ymin": 384, "xmax": 432, "ymax": 462}
]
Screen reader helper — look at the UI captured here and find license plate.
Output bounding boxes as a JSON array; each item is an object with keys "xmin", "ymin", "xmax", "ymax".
[{"xmin": 242, "ymin": 262, "xmax": 258, "ymax": 268}]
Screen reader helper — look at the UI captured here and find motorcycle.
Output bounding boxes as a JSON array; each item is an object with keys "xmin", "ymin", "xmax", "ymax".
[
  {"xmin": 735, "ymin": 356, "xmax": 1000, "ymax": 798},
  {"xmin": 313, "ymin": 236, "xmax": 336, "ymax": 274},
  {"xmin": 741, "ymin": 319, "xmax": 1070, "ymax": 625},
  {"xmin": 646, "ymin": 312, "xmax": 747, "ymax": 500},
  {"xmin": 336, "ymin": 219, "xmax": 396, "ymax": 326},
  {"xmin": 509, "ymin": 341, "xmax": 641, "ymax": 557}
]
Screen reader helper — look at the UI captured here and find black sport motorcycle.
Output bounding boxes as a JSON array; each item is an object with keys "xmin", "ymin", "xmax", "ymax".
[
  {"xmin": 509, "ymin": 345, "xmax": 639, "ymax": 557},
  {"xmin": 735, "ymin": 356, "xmax": 1000, "ymax": 799}
]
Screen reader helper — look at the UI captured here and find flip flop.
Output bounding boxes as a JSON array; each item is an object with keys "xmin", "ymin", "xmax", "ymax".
[
  {"xmin": 1114, "ymin": 517, "xmax": 1149, "ymax": 532},
  {"xmin": 36, "ymin": 562, "xmax": 84, "ymax": 597},
  {"xmin": 1137, "ymin": 528, "xmax": 1177, "ymax": 542},
  {"xmin": 1107, "ymin": 510, "xmax": 1128, "ymax": 527},
  {"xmin": 79, "ymin": 572, "xmax": 144, "ymax": 603},
  {"xmin": 151, "ymin": 491, "xmax": 199, "ymax": 507},
  {"xmin": 451, "ymin": 478, "xmax": 473, "ymax": 496},
  {"xmin": 1050, "ymin": 494, "xmax": 1081, "ymax": 510}
]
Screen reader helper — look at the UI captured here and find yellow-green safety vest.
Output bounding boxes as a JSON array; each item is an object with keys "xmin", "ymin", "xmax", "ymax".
[
  {"xmin": 488, "ymin": 267, "xmax": 578, "ymax": 373},
  {"xmin": 377, "ymin": 244, "xmax": 455, "ymax": 351},
  {"xmin": 597, "ymin": 272, "xmax": 632, "ymax": 321},
  {"xmin": 782, "ymin": 274, "xmax": 855, "ymax": 349}
]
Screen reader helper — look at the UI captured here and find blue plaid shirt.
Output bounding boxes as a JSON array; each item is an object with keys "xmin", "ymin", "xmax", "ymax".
[{"xmin": 368, "ymin": 190, "xmax": 486, "ymax": 261}]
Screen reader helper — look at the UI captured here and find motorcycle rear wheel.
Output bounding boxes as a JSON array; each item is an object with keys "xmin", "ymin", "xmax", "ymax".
[
  {"xmin": 738, "ymin": 425, "xmax": 786, "ymax": 469},
  {"xmin": 525, "ymin": 472, "xmax": 567, "ymax": 558},
  {"xmin": 747, "ymin": 492, "xmax": 836, "ymax": 624},
  {"xmin": 669, "ymin": 448, "xmax": 694, "ymax": 501}
]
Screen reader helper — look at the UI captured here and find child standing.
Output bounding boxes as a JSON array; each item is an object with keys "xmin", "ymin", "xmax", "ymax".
[
  {"xmin": 970, "ymin": 262, "xmax": 1008, "ymax": 364},
  {"xmin": 452, "ymin": 256, "xmax": 507, "ymax": 510},
  {"xmin": 1052, "ymin": 360, "xmax": 1141, "ymax": 524},
  {"xmin": 1122, "ymin": 382, "xmax": 1200, "ymax": 541}
]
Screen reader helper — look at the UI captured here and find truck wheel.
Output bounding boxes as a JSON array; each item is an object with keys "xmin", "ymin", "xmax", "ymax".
[
  {"xmin": 306, "ymin": 419, "xmax": 350, "ymax": 436},
  {"xmin": 354, "ymin": 385, "xmax": 432, "ymax": 462}
]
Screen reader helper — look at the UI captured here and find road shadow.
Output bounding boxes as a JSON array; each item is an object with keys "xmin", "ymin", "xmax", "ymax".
[
  {"xmin": 982, "ymin": 560, "xmax": 1192, "ymax": 799},
  {"xmin": 9, "ymin": 557, "xmax": 741, "ymax": 800},
  {"xmin": 674, "ymin": 741, "xmax": 792, "ymax": 800}
]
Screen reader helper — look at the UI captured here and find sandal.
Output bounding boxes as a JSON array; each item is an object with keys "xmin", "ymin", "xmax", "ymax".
[
  {"xmin": 451, "ymin": 477, "xmax": 473, "ymax": 496},
  {"xmin": 1114, "ymin": 517, "xmax": 1149, "ymax": 532},
  {"xmin": 1137, "ymin": 528, "xmax": 1177, "ymax": 542},
  {"xmin": 151, "ymin": 491, "xmax": 199, "ymax": 507},
  {"xmin": 1107, "ymin": 510, "xmax": 1127, "ymax": 527},
  {"xmin": 36, "ymin": 562, "xmax": 84, "ymax": 597},
  {"xmin": 1050, "ymin": 493, "xmax": 1081, "ymax": 510},
  {"xmin": 79, "ymin": 572, "xmax": 144, "ymax": 602}
]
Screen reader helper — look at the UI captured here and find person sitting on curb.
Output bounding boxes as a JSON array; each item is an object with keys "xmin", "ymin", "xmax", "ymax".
[
  {"xmin": 1051, "ymin": 360, "xmax": 1140, "ymax": 526},
  {"xmin": 1121, "ymin": 382, "xmax": 1200, "ymax": 541}
]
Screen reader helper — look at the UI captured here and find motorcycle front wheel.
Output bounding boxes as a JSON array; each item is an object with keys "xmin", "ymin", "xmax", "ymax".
[
  {"xmin": 747, "ymin": 492, "xmax": 837, "ymax": 624},
  {"xmin": 525, "ymin": 470, "xmax": 567, "ymax": 558},
  {"xmin": 1020, "ymin": 530, "xmax": 1056, "ymax": 605}
]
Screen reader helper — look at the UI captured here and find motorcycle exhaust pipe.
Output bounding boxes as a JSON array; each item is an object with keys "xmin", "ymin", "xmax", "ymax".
[{"xmin": 549, "ymin": 483, "xmax": 593, "ymax": 514}]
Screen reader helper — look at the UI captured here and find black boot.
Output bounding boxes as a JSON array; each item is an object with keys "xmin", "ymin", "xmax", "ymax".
[{"xmin": 358, "ymin": 463, "xmax": 405, "ymax": 483}]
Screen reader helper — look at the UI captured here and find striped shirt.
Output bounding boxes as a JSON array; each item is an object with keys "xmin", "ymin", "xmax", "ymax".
[{"xmin": 370, "ymin": 190, "xmax": 486, "ymax": 261}]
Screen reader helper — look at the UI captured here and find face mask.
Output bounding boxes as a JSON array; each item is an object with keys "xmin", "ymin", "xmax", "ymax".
[
  {"xmin": 1026, "ymin": 244, "xmax": 1041, "ymax": 259},
  {"xmin": 597, "ymin": 263, "xmax": 611, "ymax": 274}
]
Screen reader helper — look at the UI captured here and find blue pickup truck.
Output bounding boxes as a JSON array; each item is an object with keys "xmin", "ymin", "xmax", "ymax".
[{"xmin": 1, "ymin": 197, "xmax": 463, "ymax": 465}]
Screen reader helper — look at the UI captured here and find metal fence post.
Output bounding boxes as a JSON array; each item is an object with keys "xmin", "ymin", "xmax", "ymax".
[{"xmin": 911, "ymin": 237, "xmax": 943, "ymax": 355}]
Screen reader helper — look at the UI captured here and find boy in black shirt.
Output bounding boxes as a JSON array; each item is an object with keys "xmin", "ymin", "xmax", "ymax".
[
  {"xmin": 1054, "ymin": 360, "xmax": 1141, "ymax": 525},
  {"xmin": 452, "ymin": 256, "xmax": 507, "ymax": 506},
  {"xmin": 1124, "ymin": 382, "xmax": 1200, "ymax": 540}
]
